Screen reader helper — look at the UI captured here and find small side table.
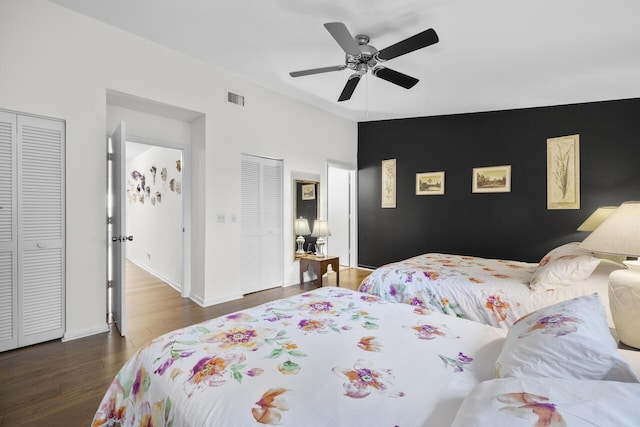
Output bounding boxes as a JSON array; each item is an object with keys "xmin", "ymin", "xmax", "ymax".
[{"xmin": 299, "ymin": 255, "xmax": 340, "ymax": 287}]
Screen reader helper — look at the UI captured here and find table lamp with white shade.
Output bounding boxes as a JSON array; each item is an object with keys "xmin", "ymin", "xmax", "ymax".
[
  {"xmin": 311, "ymin": 220, "xmax": 331, "ymax": 258},
  {"xmin": 577, "ymin": 206, "xmax": 617, "ymax": 232},
  {"xmin": 294, "ymin": 217, "xmax": 311, "ymax": 256},
  {"xmin": 579, "ymin": 201, "xmax": 640, "ymax": 348}
]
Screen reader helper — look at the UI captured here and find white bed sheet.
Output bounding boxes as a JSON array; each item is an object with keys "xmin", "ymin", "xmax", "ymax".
[
  {"xmin": 93, "ymin": 287, "xmax": 507, "ymax": 427},
  {"xmin": 359, "ymin": 254, "xmax": 621, "ymax": 328}
]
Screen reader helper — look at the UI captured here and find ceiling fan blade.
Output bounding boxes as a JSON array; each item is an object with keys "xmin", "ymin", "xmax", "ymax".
[
  {"xmin": 338, "ymin": 74, "xmax": 361, "ymax": 102},
  {"xmin": 324, "ymin": 22, "xmax": 362, "ymax": 57},
  {"xmin": 372, "ymin": 67, "xmax": 419, "ymax": 89},
  {"xmin": 375, "ymin": 28, "xmax": 439, "ymax": 62},
  {"xmin": 290, "ymin": 65, "xmax": 346, "ymax": 78}
]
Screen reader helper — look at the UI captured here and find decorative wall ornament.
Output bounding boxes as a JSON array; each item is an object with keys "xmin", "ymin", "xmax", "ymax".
[
  {"xmin": 151, "ymin": 196, "xmax": 156, "ymax": 206},
  {"xmin": 160, "ymin": 167, "xmax": 167, "ymax": 182},
  {"xmin": 145, "ymin": 186, "xmax": 151, "ymax": 197},
  {"xmin": 131, "ymin": 170, "xmax": 142, "ymax": 180},
  {"xmin": 381, "ymin": 158, "xmax": 396, "ymax": 208},
  {"xmin": 156, "ymin": 192, "xmax": 162, "ymax": 203},
  {"xmin": 472, "ymin": 165, "xmax": 511, "ymax": 193},
  {"xmin": 416, "ymin": 171, "xmax": 445, "ymax": 195},
  {"xmin": 176, "ymin": 159, "xmax": 182, "ymax": 172},
  {"xmin": 547, "ymin": 134, "xmax": 580, "ymax": 210},
  {"xmin": 169, "ymin": 178, "xmax": 175, "ymax": 192},
  {"xmin": 150, "ymin": 165, "xmax": 157, "ymax": 184},
  {"xmin": 175, "ymin": 181, "xmax": 182, "ymax": 194},
  {"xmin": 140, "ymin": 174, "xmax": 146, "ymax": 191}
]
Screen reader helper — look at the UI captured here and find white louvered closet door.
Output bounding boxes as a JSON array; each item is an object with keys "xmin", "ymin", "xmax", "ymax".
[
  {"xmin": 0, "ymin": 112, "xmax": 18, "ymax": 352},
  {"xmin": 240, "ymin": 154, "xmax": 283, "ymax": 294},
  {"xmin": 17, "ymin": 115, "xmax": 65, "ymax": 348}
]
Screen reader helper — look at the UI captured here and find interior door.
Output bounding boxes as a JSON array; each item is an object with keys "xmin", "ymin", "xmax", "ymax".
[
  {"xmin": 328, "ymin": 166, "xmax": 351, "ymax": 266},
  {"xmin": 108, "ymin": 122, "xmax": 127, "ymax": 336}
]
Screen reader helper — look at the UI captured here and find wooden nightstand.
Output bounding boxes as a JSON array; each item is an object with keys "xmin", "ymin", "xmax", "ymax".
[{"xmin": 299, "ymin": 255, "xmax": 340, "ymax": 286}]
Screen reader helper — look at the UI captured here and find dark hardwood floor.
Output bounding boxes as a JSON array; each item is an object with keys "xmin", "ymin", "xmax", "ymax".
[{"xmin": 0, "ymin": 262, "xmax": 370, "ymax": 426}]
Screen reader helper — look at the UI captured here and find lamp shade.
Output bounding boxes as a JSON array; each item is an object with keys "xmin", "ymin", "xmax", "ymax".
[
  {"xmin": 311, "ymin": 220, "xmax": 331, "ymax": 238},
  {"xmin": 579, "ymin": 201, "xmax": 640, "ymax": 257},
  {"xmin": 294, "ymin": 218, "xmax": 311, "ymax": 235},
  {"xmin": 577, "ymin": 206, "xmax": 617, "ymax": 231}
]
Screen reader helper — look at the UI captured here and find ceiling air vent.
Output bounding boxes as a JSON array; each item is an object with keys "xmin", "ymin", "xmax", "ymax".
[{"xmin": 227, "ymin": 91, "xmax": 245, "ymax": 107}]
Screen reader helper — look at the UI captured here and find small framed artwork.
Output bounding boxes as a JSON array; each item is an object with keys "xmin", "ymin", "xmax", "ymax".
[
  {"xmin": 381, "ymin": 158, "xmax": 396, "ymax": 208},
  {"xmin": 301, "ymin": 183, "xmax": 316, "ymax": 200},
  {"xmin": 416, "ymin": 171, "xmax": 445, "ymax": 195},
  {"xmin": 547, "ymin": 134, "xmax": 580, "ymax": 210},
  {"xmin": 472, "ymin": 165, "xmax": 511, "ymax": 193}
]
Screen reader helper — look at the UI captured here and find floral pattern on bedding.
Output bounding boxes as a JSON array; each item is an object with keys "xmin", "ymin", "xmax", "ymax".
[
  {"xmin": 93, "ymin": 288, "xmax": 506, "ymax": 427},
  {"xmin": 358, "ymin": 253, "xmax": 538, "ymax": 328}
]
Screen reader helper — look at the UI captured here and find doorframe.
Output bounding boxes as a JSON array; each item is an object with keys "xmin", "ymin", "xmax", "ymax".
[
  {"xmin": 326, "ymin": 160, "xmax": 357, "ymax": 267},
  {"xmin": 125, "ymin": 135, "xmax": 192, "ymax": 299}
]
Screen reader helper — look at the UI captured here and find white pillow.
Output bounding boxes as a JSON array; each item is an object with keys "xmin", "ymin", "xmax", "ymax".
[
  {"xmin": 495, "ymin": 294, "xmax": 638, "ymax": 382},
  {"xmin": 452, "ymin": 376, "xmax": 640, "ymax": 427},
  {"xmin": 529, "ymin": 243, "xmax": 599, "ymax": 291}
]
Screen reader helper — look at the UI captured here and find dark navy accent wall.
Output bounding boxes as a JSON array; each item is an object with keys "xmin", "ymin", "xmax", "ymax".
[{"xmin": 357, "ymin": 98, "xmax": 640, "ymax": 268}]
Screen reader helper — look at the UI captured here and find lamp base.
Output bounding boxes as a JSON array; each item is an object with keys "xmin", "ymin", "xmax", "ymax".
[
  {"xmin": 315, "ymin": 237, "xmax": 326, "ymax": 258},
  {"xmin": 609, "ymin": 263, "xmax": 640, "ymax": 349},
  {"xmin": 296, "ymin": 236, "xmax": 306, "ymax": 255}
]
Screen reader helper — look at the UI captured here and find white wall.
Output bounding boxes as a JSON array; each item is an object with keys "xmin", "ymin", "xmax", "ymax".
[
  {"xmin": 0, "ymin": 0, "xmax": 357, "ymax": 340},
  {"xmin": 126, "ymin": 145, "xmax": 183, "ymax": 289}
]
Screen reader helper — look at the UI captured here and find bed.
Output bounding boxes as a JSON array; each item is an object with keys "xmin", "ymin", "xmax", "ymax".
[
  {"xmin": 93, "ymin": 288, "xmax": 640, "ymax": 426},
  {"xmin": 92, "ymin": 287, "xmax": 506, "ymax": 426},
  {"xmin": 357, "ymin": 243, "xmax": 622, "ymax": 328}
]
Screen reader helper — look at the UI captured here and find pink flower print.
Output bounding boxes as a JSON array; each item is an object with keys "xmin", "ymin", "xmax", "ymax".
[
  {"xmin": 333, "ymin": 359, "xmax": 405, "ymax": 399},
  {"xmin": 539, "ymin": 256, "xmax": 552, "ymax": 267},
  {"xmin": 298, "ymin": 319, "xmax": 326, "ymax": 333},
  {"xmin": 305, "ymin": 300, "xmax": 335, "ymax": 315},
  {"xmin": 357, "ymin": 336, "xmax": 382, "ymax": 352},
  {"xmin": 226, "ymin": 312, "xmax": 258, "ymax": 323},
  {"xmin": 252, "ymin": 388, "xmax": 289, "ymax": 425},
  {"xmin": 423, "ymin": 270, "xmax": 440, "ymax": 280},
  {"xmin": 360, "ymin": 295, "xmax": 380, "ymax": 303},
  {"xmin": 497, "ymin": 392, "xmax": 566, "ymax": 427},
  {"xmin": 184, "ymin": 353, "xmax": 245, "ymax": 396},
  {"xmin": 439, "ymin": 352, "xmax": 473, "ymax": 373},
  {"xmin": 519, "ymin": 313, "xmax": 582, "ymax": 338},
  {"xmin": 409, "ymin": 323, "xmax": 446, "ymax": 340},
  {"xmin": 486, "ymin": 294, "xmax": 511, "ymax": 322},
  {"xmin": 409, "ymin": 297, "xmax": 425, "ymax": 308},
  {"xmin": 201, "ymin": 326, "xmax": 264, "ymax": 351},
  {"xmin": 413, "ymin": 307, "xmax": 431, "ymax": 315},
  {"xmin": 131, "ymin": 367, "xmax": 150, "ymax": 402}
]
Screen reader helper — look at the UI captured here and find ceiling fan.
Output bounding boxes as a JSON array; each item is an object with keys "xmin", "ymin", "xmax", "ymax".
[{"xmin": 289, "ymin": 22, "xmax": 439, "ymax": 102}]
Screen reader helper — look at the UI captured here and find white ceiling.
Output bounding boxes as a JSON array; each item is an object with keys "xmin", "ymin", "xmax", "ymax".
[{"xmin": 51, "ymin": 0, "xmax": 640, "ymax": 122}]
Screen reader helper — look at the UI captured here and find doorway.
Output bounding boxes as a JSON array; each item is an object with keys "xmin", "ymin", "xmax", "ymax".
[
  {"xmin": 107, "ymin": 128, "xmax": 187, "ymax": 336},
  {"xmin": 327, "ymin": 162, "xmax": 357, "ymax": 267}
]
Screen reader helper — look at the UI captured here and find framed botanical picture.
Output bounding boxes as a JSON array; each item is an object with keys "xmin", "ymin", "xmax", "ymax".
[
  {"xmin": 301, "ymin": 183, "xmax": 316, "ymax": 200},
  {"xmin": 416, "ymin": 171, "xmax": 445, "ymax": 195},
  {"xmin": 381, "ymin": 158, "xmax": 396, "ymax": 208},
  {"xmin": 472, "ymin": 165, "xmax": 511, "ymax": 193},
  {"xmin": 547, "ymin": 134, "xmax": 580, "ymax": 210}
]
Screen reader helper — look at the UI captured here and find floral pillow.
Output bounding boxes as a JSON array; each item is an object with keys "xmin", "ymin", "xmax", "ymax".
[
  {"xmin": 529, "ymin": 242, "xmax": 600, "ymax": 291},
  {"xmin": 495, "ymin": 294, "xmax": 638, "ymax": 382},
  {"xmin": 451, "ymin": 376, "xmax": 640, "ymax": 427}
]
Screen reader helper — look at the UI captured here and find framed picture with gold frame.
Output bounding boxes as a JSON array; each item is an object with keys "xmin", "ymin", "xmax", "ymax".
[
  {"xmin": 472, "ymin": 165, "xmax": 511, "ymax": 193},
  {"xmin": 416, "ymin": 171, "xmax": 445, "ymax": 195},
  {"xmin": 547, "ymin": 134, "xmax": 580, "ymax": 210}
]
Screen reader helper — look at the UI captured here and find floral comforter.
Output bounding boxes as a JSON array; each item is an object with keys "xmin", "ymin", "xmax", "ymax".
[
  {"xmin": 92, "ymin": 287, "xmax": 506, "ymax": 426},
  {"xmin": 358, "ymin": 253, "xmax": 544, "ymax": 328}
]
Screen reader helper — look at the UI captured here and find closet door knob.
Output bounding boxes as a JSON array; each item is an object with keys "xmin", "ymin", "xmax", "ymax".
[{"xmin": 37, "ymin": 242, "xmax": 47, "ymax": 248}]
